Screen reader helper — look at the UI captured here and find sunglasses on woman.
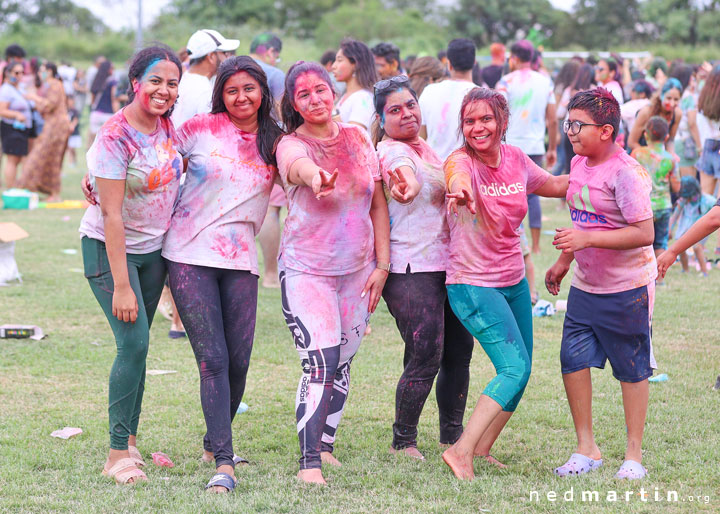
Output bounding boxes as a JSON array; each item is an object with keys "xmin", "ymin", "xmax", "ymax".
[{"xmin": 373, "ymin": 75, "xmax": 410, "ymax": 93}]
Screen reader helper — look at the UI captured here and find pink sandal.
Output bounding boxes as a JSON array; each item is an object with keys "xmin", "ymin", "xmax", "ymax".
[
  {"xmin": 102, "ymin": 458, "xmax": 147, "ymax": 485},
  {"xmin": 128, "ymin": 445, "xmax": 146, "ymax": 467}
]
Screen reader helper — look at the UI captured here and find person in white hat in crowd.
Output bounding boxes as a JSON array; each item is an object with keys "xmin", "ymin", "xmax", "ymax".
[{"xmin": 171, "ymin": 29, "xmax": 239, "ymax": 127}]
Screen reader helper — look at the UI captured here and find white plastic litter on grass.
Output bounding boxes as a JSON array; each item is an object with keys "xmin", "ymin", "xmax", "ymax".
[
  {"xmin": 147, "ymin": 369, "xmax": 177, "ymax": 376},
  {"xmin": 51, "ymin": 427, "xmax": 82, "ymax": 439}
]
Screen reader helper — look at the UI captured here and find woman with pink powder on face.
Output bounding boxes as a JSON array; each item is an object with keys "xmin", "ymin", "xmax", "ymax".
[{"xmin": 275, "ymin": 61, "xmax": 390, "ymax": 485}]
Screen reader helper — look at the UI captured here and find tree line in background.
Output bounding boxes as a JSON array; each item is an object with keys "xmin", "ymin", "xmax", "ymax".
[{"xmin": 0, "ymin": 0, "xmax": 719, "ymax": 65}]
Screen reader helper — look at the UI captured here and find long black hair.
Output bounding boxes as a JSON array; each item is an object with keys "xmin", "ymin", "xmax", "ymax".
[
  {"xmin": 212, "ymin": 56, "xmax": 283, "ymax": 166},
  {"xmin": 570, "ymin": 63, "xmax": 595, "ymax": 93},
  {"xmin": 280, "ymin": 61, "xmax": 335, "ymax": 134},
  {"xmin": 44, "ymin": 62, "xmax": 59, "ymax": 79},
  {"xmin": 126, "ymin": 45, "xmax": 183, "ymax": 119},
  {"xmin": 90, "ymin": 60, "xmax": 113, "ymax": 96},
  {"xmin": 339, "ymin": 38, "xmax": 378, "ymax": 91}
]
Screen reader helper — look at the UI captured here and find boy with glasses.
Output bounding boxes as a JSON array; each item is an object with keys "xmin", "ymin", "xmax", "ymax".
[{"xmin": 546, "ymin": 88, "xmax": 657, "ymax": 480}]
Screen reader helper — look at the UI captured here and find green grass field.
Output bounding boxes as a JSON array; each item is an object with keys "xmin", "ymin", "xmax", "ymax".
[{"xmin": 1, "ymin": 163, "xmax": 718, "ymax": 513}]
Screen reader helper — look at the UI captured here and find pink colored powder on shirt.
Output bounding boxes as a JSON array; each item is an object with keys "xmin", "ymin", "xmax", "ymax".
[
  {"xmin": 79, "ymin": 109, "xmax": 182, "ymax": 253},
  {"xmin": 377, "ymin": 138, "xmax": 448, "ymax": 273},
  {"xmin": 162, "ymin": 112, "xmax": 277, "ymax": 274},
  {"xmin": 566, "ymin": 148, "xmax": 657, "ymax": 294},
  {"xmin": 276, "ymin": 123, "xmax": 381, "ymax": 275},
  {"xmin": 445, "ymin": 145, "xmax": 551, "ymax": 287}
]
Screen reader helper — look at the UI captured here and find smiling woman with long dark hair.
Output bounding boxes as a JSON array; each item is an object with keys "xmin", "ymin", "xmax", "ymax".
[
  {"xmin": 276, "ymin": 60, "xmax": 390, "ymax": 485},
  {"xmin": 79, "ymin": 45, "xmax": 183, "ymax": 486},
  {"xmin": 162, "ymin": 55, "xmax": 283, "ymax": 493}
]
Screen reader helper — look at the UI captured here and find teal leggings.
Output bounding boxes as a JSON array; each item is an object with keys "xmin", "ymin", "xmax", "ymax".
[
  {"xmin": 447, "ymin": 278, "xmax": 533, "ymax": 412},
  {"xmin": 82, "ymin": 237, "xmax": 166, "ymax": 450}
]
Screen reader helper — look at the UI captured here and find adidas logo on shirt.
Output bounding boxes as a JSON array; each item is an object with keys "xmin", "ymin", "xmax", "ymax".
[
  {"xmin": 568, "ymin": 184, "xmax": 608, "ymax": 224},
  {"xmin": 478, "ymin": 182, "xmax": 525, "ymax": 197}
]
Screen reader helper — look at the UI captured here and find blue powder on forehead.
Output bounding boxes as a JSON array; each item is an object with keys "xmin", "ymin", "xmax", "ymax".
[{"xmin": 141, "ymin": 58, "xmax": 164, "ymax": 81}]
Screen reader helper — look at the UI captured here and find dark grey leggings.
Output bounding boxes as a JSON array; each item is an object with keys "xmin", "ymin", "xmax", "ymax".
[
  {"xmin": 167, "ymin": 260, "xmax": 258, "ymax": 469},
  {"xmin": 382, "ymin": 269, "xmax": 474, "ymax": 449}
]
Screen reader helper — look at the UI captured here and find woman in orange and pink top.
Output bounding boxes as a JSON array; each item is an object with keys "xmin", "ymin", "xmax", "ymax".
[
  {"xmin": 441, "ymin": 88, "xmax": 568, "ymax": 480},
  {"xmin": 275, "ymin": 61, "xmax": 390, "ymax": 485}
]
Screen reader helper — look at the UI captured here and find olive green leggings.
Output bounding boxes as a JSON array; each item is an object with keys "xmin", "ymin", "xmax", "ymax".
[{"xmin": 82, "ymin": 237, "xmax": 166, "ymax": 450}]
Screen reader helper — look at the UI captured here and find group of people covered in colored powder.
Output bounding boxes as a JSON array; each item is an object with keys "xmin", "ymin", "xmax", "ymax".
[{"xmin": 71, "ymin": 30, "xmax": 720, "ymax": 492}]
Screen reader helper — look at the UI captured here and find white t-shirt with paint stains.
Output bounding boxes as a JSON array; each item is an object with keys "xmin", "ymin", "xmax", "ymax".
[
  {"xmin": 79, "ymin": 110, "xmax": 182, "ymax": 253},
  {"xmin": 419, "ymin": 79, "xmax": 478, "ymax": 162},
  {"xmin": 337, "ymin": 88, "xmax": 375, "ymax": 137},
  {"xmin": 497, "ymin": 69, "xmax": 556, "ymax": 156},
  {"xmin": 377, "ymin": 138, "xmax": 449, "ymax": 273},
  {"xmin": 162, "ymin": 112, "xmax": 277, "ymax": 274}
]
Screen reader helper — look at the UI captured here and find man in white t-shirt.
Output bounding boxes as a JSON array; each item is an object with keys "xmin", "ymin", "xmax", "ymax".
[
  {"xmin": 171, "ymin": 29, "xmax": 239, "ymax": 127},
  {"xmin": 496, "ymin": 39, "xmax": 557, "ymax": 253},
  {"xmin": 419, "ymin": 38, "xmax": 478, "ymax": 161}
]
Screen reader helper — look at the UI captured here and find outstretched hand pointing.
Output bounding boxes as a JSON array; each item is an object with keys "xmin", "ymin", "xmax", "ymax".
[
  {"xmin": 388, "ymin": 167, "xmax": 413, "ymax": 204},
  {"xmin": 312, "ymin": 168, "xmax": 338, "ymax": 199},
  {"xmin": 446, "ymin": 188, "xmax": 476, "ymax": 216}
]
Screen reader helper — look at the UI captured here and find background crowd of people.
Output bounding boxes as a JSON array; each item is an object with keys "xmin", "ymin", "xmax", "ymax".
[{"xmin": 5, "ymin": 29, "xmax": 720, "ymax": 492}]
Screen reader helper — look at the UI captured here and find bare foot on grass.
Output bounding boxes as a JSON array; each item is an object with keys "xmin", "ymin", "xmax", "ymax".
[
  {"xmin": 297, "ymin": 468, "xmax": 327, "ymax": 485},
  {"xmin": 321, "ymin": 451, "xmax": 341, "ymax": 467},
  {"xmin": 389, "ymin": 446, "xmax": 425, "ymax": 460},
  {"xmin": 442, "ymin": 447, "xmax": 474, "ymax": 480},
  {"xmin": 475, "ymin": 453, "xmax": 507, "ymax": 468}
]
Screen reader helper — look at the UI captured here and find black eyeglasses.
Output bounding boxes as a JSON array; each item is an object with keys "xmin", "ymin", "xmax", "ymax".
[
  {"xmin": 373, "ymin": 75, "xmax": 410, "ymax": 93},
  {"xmin": 563, "ymin": 119, "xmax": 606, "ymax": 136}
]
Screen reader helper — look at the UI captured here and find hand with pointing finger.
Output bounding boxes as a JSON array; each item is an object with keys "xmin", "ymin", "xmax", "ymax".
[
  {"xmin": 446, "ymin": 188, "xmax": 476, "ymax": 216},
  {"xmin": 312, "ymin": 168, "xmax": 338, "ymax": 199},
  {"xmin": 388, "ymin": 167, "xmax": 420, "ymax": 204}
]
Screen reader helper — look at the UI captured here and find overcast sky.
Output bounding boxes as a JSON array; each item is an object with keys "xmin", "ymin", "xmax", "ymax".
[{"xmin": 74, "ymin": 0, "xmax": 576, "ymax": 31}]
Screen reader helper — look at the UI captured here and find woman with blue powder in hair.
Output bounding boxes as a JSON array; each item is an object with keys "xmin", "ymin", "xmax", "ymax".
[
  {"xmin": 371, "ymin": 75, "xmax": 475, "ymax": 460},
  {"xmin": 628, "ymin": 78, "xmax": 683, "ymax": 152},
  {"xmin": 79, "ymin": 45, "xmax": 183, "ymax": 485}
]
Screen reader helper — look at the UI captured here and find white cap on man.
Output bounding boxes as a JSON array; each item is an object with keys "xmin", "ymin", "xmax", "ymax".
[{"xmin": 186, "ymin": 29, "xmax": 239, "ymax": 58}]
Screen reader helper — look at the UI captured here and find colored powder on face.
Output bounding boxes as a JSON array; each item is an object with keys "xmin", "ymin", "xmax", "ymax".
[{"xmin": 141, "ymin": 58, "xmax": 164, "ymax": 82}]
